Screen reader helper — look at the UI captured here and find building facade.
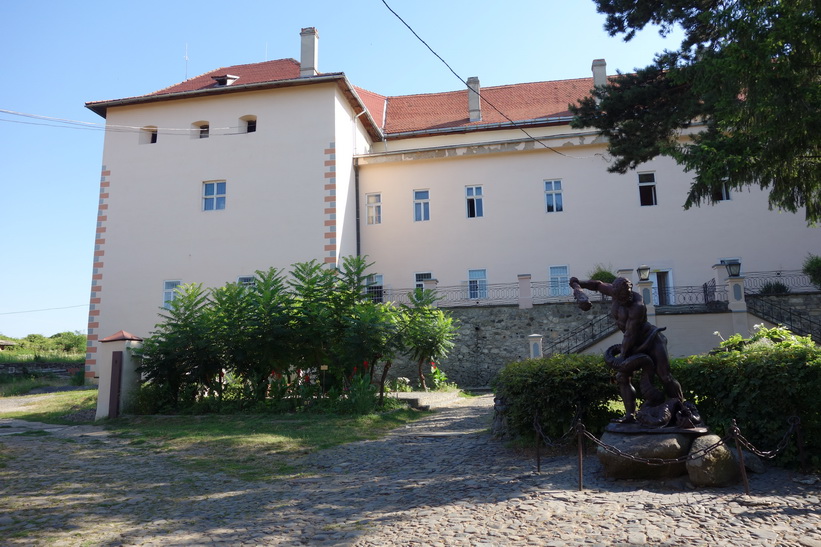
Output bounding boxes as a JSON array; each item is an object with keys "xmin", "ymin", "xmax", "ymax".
[{"xmin": 84, "ymin": 28, "xmax": 820, "ymax": 379}]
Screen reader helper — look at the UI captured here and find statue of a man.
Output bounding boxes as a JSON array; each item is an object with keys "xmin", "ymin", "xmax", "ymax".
[{"xmin": 570, "ymin": 276, "xmax": 685, "ymax": 424}]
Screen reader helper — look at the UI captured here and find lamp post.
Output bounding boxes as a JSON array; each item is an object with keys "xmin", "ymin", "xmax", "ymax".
[
  {"xmin": 726, "ymin": 259, "xmax": 742, "ymax": 277},
  {"xmin": 636, "ymin": 265, "xmax": 655, "ymax": 316},
  {"xmin": 637, "ymin": 264, "xmax": 651, "ymax": 281}
]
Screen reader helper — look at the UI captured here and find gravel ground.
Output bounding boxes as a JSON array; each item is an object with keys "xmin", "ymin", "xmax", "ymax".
[{"xmin": 1, "ymin": 393, "xmax": 819, "ymax": 546}]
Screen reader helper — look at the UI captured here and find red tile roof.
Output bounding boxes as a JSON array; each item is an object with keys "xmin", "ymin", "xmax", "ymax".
[
  {"xmin": 148, "ymin": 59, "xmax": 302, "ymax": 96},
  {"xmin": 87, "ymin": 58, "xmax": 597, "ymax": 138},
  {"xmin": 383, "ymin": 78, "xmax": 594, "ymax": 134}
]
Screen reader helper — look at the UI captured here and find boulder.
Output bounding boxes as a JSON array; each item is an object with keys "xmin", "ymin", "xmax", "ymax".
[
  {"xmin": 686, "ymin": 434, "xmax": 741, "ymax": 487},
  {"xmin": 597, "ymin": 431, "xmax": 694, "ymax": 479}
]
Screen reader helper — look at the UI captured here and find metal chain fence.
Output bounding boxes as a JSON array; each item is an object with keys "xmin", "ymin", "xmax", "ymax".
[{"xmin": 532, "ymin": 414, "xmax": 803, "ymax": 495}]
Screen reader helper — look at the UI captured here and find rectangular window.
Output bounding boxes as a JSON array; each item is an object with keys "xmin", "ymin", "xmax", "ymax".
[
  {"xmin": 366, "ymin": 193, "xmax": 382, "ymax": 225},
  {"xmin": 466, "ymin": 186, "xmax": 484, "ymax": 218},
  {"xmin": 366, "ymin": 274, "xmax": 384, "ymax": 303},
  {"xmin": 246, "ymin": 119, "xmax": 256, "ymax": 133},
  {"xmin": 199, "ymin": 124, "xmax": 210, "ymax": 139},
  {"xmin": 638, "ymin": 173, "xmax": 657, "ymax": 206},
  {"xmin": 549, "ymin": 266, "xmax": 571, "ymax": 296},
  {"xmin": 712, "ymin": 184, "xmax": 731, "ymax": 202},
  {"xmin": 544, "ymin": 180, "xmax": 564, "ymax": 213},
  {"xmin": 414, "ymin": 190, "xmax": 430, "ymax": 222},
  {"xmin": 203, "ymin": 181, "xmax": 226, "ymax": 211},
  {"xmin": 468, "ymin": 269, "xmax": 487, "ymax": 299},
  {"xmin": 237, "ymin": 276, "xmax": 255, "ymax": 287},
  {"xmin": 163, "ymin": 280, "xmax": 181, "ymax": 309},
  {"xmin": 415, "ymin": 272, "xmax": 433, "ymax": 290}
]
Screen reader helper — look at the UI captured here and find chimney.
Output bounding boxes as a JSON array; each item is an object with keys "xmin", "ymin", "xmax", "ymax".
[
  {"xmin": 591, "ymin": 59, "xmax": 607, "ymax": 89},
  {"xmin": 300, "ymin": 27, "xmax": 319, "ymax": 77},
  {"xmin": 467, "ymin": 76, "xmax": 481, "ymax": 122}
]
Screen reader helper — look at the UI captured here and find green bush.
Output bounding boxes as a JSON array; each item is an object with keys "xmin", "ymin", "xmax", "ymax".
[
  {"xmin": 589, "ymin": 264, "xmax": 617, "ymax": 284},
  {"xmin": 758, "ymin": 281, "xmax": 790, "ymax": 295},
  {"xmin": 493, "ymin": 354, "xmax": 618, "ymax": 442},
  {"xmin": 803, "ymin": 253, "xmax": 821, "ymax": 289},
  {"xmin": 674, "ymin": 326, "xmax": 820, "ymax": 469}
]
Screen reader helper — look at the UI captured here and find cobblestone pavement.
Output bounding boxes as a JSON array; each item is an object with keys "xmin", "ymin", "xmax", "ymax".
[{"xmin": 1, "ymin": 394, "xmax": 820, "ymax": 546}]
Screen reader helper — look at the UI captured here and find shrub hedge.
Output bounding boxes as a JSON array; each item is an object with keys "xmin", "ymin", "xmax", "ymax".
[
  {"xmin": 493, "ymin": 354, "xmax": 619, "ymax": 442},
  {"xmin": 494, "ymin": 326, "xmax": 820, "ymax": 469}
]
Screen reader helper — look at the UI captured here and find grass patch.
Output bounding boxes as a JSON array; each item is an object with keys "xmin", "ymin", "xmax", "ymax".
[
  {"xmin": 0, "ymin": 375, "xmax": 70, "ymax": 397},
  {"xmin": 105, "ymin": 409, "xmax": 428, "ymax": 481},
  {"xmin": 0, "ymin": 352, "xmax": 84, "ymax": 366},
  {"xmin": 0, "ymin": 390, "xmax": 98, "ymax": 424},
  {"xmin": 1, "ymin": 385, "xmax": 431, "ymax": 481}
]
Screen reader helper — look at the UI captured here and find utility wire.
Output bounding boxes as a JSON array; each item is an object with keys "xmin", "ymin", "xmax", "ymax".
[
  {"xmin": 0, "ymin": 304, "xmax": 88, "ymax": 316},
  {"xmin": 380, "ymin": 0, "xmax": 601, "ymax": 160}
]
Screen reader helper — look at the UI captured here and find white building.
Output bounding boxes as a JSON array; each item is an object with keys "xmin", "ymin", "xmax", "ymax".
[{"xmin": 84, "ymin": 28, "xmax": 820, "ymax": 379}]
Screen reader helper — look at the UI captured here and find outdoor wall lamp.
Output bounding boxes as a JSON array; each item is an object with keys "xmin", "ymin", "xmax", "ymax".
[{"xmin": 637, "ymin": 265, "xmax": 651, "ymax": 281}]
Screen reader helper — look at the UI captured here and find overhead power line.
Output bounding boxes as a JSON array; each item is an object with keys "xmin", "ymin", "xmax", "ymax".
[
  {"xmin": 379, "ymin": 0, "xmax": 604, "ymax": 160},
  {"xmin": 0, "ymin": 304, "xmax": 88, "ymax": 316}
]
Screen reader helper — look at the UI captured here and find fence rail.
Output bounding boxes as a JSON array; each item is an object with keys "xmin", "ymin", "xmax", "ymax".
[
  {"xmin": 743, "ymin": 270, "xmax": 814, "ymax": 294},
  {"xmin": 747, "ymin": 296, "xmax": 821, "ymax": 343},
  {"xmin": 377, "ymin": 273, "xmax": 815, "ymax": 310}
]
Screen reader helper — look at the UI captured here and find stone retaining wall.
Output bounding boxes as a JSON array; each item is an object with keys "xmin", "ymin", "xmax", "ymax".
[
  {"xmin": 752, "ymin": 291, "xmax": 821, "ymax": 321},
  {"xmin": 388, "ymin": 300, "xmax": 611, "ymax": 389}
]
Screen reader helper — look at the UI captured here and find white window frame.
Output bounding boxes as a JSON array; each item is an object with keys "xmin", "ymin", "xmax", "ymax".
[
  {"xmin": 466, "ymin": 186, "xmax": 484, "ymax": 218},
  {"xmin": 638, "ymin": 172, "xmax": 658, "ymax": 206},
  {"xmin": 468, "ymin": 269, "xmax": 488, "ymax": 300},
  {"xmin": 237, "ymin": 276, "xmax": 255, "ymax": 287},
  {"xmin": 415, "ymin": 272, "xmax": 433, "ymax": 290},
  {"xmin": 203, "ymin": 180, "xmax": 226, "ymax": 211},
  {"xmin": 163, "ymin": 280, "xmax": 182, "ymax": 309},
  {"xmin": 712, "ymin": 183, "xmax": 731, "ymax": 202},
  {"xmin": 366, "ymin": 193, "xmax": 382, "ymax": 225},
  {"xmin": 366, "ymin": 274, "xmax": 384, "ymax": 303},
  {"xmin": 414, "ymin": 189, "xmax": 430, "ymax": 222},
  {"xmin": 549, "ymin": 265, "xmax": 571, "ymax": 297},
  {"xmin": 544, "ymin": 179, "xmax": 564, "ymax": 213}
]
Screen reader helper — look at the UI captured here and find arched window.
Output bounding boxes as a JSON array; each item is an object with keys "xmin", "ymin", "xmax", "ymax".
[
  {"xmin": 192, "ymin": 121, "xmax": 209, "ymax": 139},
  {"xmin": 140, "ymin": 126, "xmax": 158, "ymax": 144},
  {"xmin": 240, "ymin": 115, "xmax": 257, "ymax": 134}
]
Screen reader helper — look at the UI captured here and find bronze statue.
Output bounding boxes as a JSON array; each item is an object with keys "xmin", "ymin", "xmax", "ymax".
[{"xmin": 570, "ymin": 276, "xmax": 700, "ymax": 429}]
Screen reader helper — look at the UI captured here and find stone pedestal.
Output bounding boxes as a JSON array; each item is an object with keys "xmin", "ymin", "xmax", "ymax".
[
  {"xmin": 686, "ymin": 434, "xmax": 741, "ymax": 486},
  {"xmin": 597, "ymin": 429, "xmax": 699, "ymax": 480}
]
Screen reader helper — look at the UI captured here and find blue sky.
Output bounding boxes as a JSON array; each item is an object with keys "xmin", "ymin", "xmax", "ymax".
[{"xmin": 0, "ymin": 0, "xmax": 682, "ymax": 339}]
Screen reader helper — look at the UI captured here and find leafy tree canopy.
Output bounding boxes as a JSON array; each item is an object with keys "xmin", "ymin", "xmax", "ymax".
[{"xmin": 571, "ymin": 0, "xmax": 821, "ymax": 223}]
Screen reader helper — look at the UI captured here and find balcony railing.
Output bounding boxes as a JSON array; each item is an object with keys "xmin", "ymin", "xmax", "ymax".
[
  {"xmin": 382, "ymin": 282, "xmax": 522, "ymax": 307},
  {"xmin": 743, "ymin": 270, "xmax": 815, "ymax": 294},
  {"xmin": 651, "ymin": 284, "xmax": 730, "ymax": 313}
]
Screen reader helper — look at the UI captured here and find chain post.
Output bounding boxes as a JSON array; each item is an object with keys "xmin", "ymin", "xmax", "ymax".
[
  {"xmin": 576, "ymin": 421, "xmax": 585, "ymax": 491},
  {"xmin": 533, "ymin": 414, "xmax": 541, "ymax": 474},
  {"xmin": 791, "ymin": 416, "xmax": 807, "ymax": 474},
  {"xmin": 732, "ymin": 420, "xmax": 750, "ymax": 496}
]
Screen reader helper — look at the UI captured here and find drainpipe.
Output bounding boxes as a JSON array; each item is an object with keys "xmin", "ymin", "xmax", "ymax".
[
  {"xmin": 354, "ymin": 159, "xmax": 361, "ymax": 257},
  {"xmin": 353, "ymin": 109, "xmax": 367, "ymax": 258}
]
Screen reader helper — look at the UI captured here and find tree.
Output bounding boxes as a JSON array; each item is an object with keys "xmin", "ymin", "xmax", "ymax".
[
  {"xmin": 49, "ymin": 331, "xmax": 87, "ymax": 353},
  {"xmin": 571, "ymin": 0, "xmax": 821, "ymax": 223},
  {"xmin": 401, "ymin": 290, "xmax": 458, "ymax": 391}
]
